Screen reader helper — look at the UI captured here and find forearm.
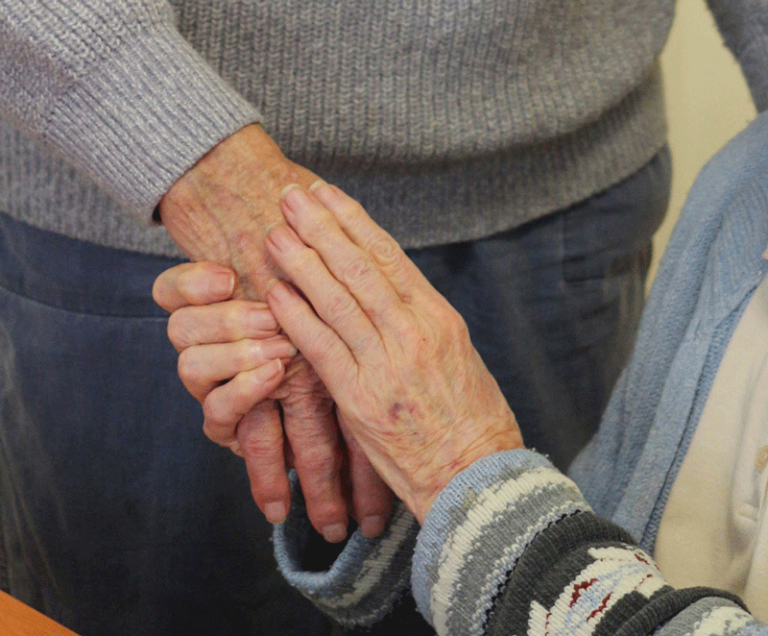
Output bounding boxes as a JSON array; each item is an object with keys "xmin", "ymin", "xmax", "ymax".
[{"xmin": 0, "ymin": 0, "xmax": 259, "ymax": 216}]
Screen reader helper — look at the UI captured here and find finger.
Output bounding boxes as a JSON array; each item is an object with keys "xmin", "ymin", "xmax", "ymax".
[
  {"xmin": 309, "ymin": 182, "xmax": 433, "ymax": 299},
  {"xmin": 281, "ymin": 358, "xmax": 349, "ymax": 543},
  {"xmin": 152, "ymin": 262, "xmax": 235, "ymax": 312},
  {"xmin": 178, "ymin": 337, "xmax": 297, "ymax": 402},
  {"xmin": 338, "ymin": 417, "xmax": 393, "ymax": 538},
  {"xmin": 266, "ymin": 279, "xmax": 358, "ymax": 397},
  {"xmin": 279, "ymin": 185, "xmax": 407, "ymax": 333},
  {"xmin": 168, "ymin": 300, "xmax": 280, "ymax": 352},
  {"xmin": 237, "ymin": 400, "xmax": 292, "ymax": 524},
  {"xmin": 265, "ymin": 223, "xmax": 383, "ymax": 359},
  {"xmin": 201, "ymin": 360, "xmax": 285, "ymax": 448}
]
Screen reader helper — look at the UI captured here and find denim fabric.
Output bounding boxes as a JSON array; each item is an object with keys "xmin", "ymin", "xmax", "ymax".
[
  {"xmin": 0, "ymin": 214, "xmax": 334, "ymax": 636},
  {"xmin": 407, "ymin": 147, "xmax": 671, "ymax": 469},
  {"xmin": 0, "ymin": 147, "xmax": 668, "ymax": 636}
]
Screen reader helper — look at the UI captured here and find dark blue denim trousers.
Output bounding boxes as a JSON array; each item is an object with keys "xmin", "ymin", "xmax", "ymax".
[
  {"xmin": 0, "ymin": 220, "xmax": 336, "ymax": 636},
  {"xmin": 0, "ymin": 147, "xmax": 669, "ymax": 636}
]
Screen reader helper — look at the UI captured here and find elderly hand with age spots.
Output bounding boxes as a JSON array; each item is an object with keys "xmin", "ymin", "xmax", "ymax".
[
  {"xmin": 153, "ymin": 260, "xmax": 394, "ymax": 541},
  {"xmin": 154, "ymin": 125, "xmax": 394, "ymax": 542},
  {"xmin": 158, "ymin": 181, "xmax": 525, "ymax": 524}
]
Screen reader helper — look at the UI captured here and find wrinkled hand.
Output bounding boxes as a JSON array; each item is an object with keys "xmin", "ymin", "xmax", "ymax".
[
  {"xmin": 153, "ymin": 262, "xmax": 393, "ymax": 539},
  {"xmin": 263, "ymin": 184, "xmax": 525, "ymax": 523},
  {"xmin": 155, "ymin": 125, "xmax": 391, "ymax": 540}
]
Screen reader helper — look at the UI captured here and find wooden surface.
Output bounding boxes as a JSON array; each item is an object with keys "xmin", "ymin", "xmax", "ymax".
[{"xmin": 0, "ymin": 591, "xmax": 79, "ymax": 636}]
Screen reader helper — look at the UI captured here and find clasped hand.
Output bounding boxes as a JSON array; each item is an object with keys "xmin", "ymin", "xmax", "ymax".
[{"xmin": 154, "ymin": 182, "xmax": 524, "ymax": 531}]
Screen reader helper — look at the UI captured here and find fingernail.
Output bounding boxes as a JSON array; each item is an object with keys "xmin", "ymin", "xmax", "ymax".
[
  {"xmin": 308, "ymin": 179, "xmax": 327, "ymax": 193},
  {"xmin": 209, "ymin": 271, "xmax": 235, "ymax": 297},
  {"xmin": 260, "ymin": 338, "xmax": 297, "ymax": 360},
  {"xmin": 265, "ymin": 278, "xmax": 280, "ymax": 295},
  {"xmin": 322, "ymin": 523, "xmax": 347, "ymax": 544},
  {"xmin": 280, "ymin": 183, "xmax": 300, "ymax": 199},
  {"xmin": 265, "ymin": 501, "xmax": 287, "ymax": 524},
  {"xmin": 266, "ymin": 224, "xmax": 300, "ymax": 253},
  {"xmin": 282, "ymin": 185, "xmax": 312, "ymax": 216},
  {"xmin": 254, "ymin": 359, "xmax": 283, "ymax": 382},
  {"xmin": 265, "ymin": 279, "xmax": 297, "ymax": 305},
  {"xmin": 360, "ymin": 515, "xmax": 386, "ymax": 538}
]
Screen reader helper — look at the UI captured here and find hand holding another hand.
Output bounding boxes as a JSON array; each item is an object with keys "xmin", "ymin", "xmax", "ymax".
[
  {"xmin": 153, "ymin": 263, "xmax": 394, "ymax": 540},
  {"xmin": 155, "ymin": 124, "xmax": 396, "ymax": 542},
  {"xmin": 156, "ymin": 170, "xmax": 524, "ymax": 526},
  {"xmin": 263, "ymin": 183, "xmax": 524, "ymax": 521}
]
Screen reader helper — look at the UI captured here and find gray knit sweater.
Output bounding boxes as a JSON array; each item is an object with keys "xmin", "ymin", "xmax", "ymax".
[{"xmin": 0, "ymin": 1, "xmax": 766, "ymax": 258}]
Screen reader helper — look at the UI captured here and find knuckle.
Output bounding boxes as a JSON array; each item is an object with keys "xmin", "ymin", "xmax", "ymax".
[
  {"xmin": 201, "ymin": 399, "xmax": 222, "ymax": 425},
  {"xmin": 176, "ymin": 349, "xmax": 198, "ymax": 385},
  {"xmin": 151, "ymin": 277, "xmax": 168, "ymax": 308},
  {"xmin": 202, "ymin": 414, "xmax": 231, "ymax": 444},
  {"xmin": 325, "ymin": 289, "xmax": 358, "ymax": 322},
  {"xmin": 345, "ymin": 198, "xmax": 367, "ymax": 219},
  {"xmin": 296, "ymin": 445, "xmax": 340, "ymax": 477},
  {"xmin": 368, "ymin": 236, "xmax": 402, "ymax": 270},
  {"xmin": 341, "ymin": 256, "xmax": 374, "ymax": 287},
  {"xmin": 221, "ymin": 304, "xmax": 246, "ymax": 338},
  {"xmin": 233, "ymin": 340, "xmax": 260, "ymax": 368},
  {"xmin": 442, "ymin": 305, "xmax": 470, "ymax": 341},
  {"xmin": 166, "ymin": 312, "xmax": 190, "ymax": 348},
  {"xmin": 239, "ymin": 429, "xmax": 284, "ymax": 465}
]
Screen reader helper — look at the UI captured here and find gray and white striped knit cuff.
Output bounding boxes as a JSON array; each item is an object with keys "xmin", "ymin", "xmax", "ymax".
[
  {"xmin": 413, "ymin": 450, "xmax": 589, "ymax": 635},
  {"xmin": 273, "ymin": 474, "xmax": 421, "ymax": 629}
]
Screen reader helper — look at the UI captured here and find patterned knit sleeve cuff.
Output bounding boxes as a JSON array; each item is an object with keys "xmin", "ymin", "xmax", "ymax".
[
  {"xmin": 273, "ymin": 474, "xmax": 422, "ymax": 629},
  {"xmin": 412, "ymin": 450, "xmax": 592, "ymax": 635},
  {"xmin": 44, "ymin": 21, "xmax": 261, "ymax": 219}
]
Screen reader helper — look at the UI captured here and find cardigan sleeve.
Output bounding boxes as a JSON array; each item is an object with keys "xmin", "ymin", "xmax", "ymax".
[
  {"xmin": 0, "ymin": 1, "xmax": 261, "ymax": 218},
  {"xmin": 273, "ymin": 472, "xmax": 435, "ymax": 634},
  {"xmin": 276, "ymin": 451, "xmax": 764, "ymax": 636},
  {"xmin": 707, "ymin": 0, "xmax": 768, "ymax": 111},
  {"xmin": 413, "ymin": 451, "xmax": 760, "ymax": 636}
]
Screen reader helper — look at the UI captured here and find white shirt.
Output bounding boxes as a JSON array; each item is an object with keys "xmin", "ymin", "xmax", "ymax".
[{"xmin": 655, "ymin": 273, "xmax": 768, "ymax": 620}]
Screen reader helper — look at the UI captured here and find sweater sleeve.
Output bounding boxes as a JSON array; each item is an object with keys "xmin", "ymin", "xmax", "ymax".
[
  {"xmin": 273, "ymin": 472, "xmax": 435, "ymax": 634},
  {"xmin": 707, "ymin": 0, "xmax": 768, "ymax": 112},
  {"xmin": 0, "ymin": 1, "xmax": 261, "ymax": 217},
  {"xmin": 414, "ymin": 450, "xmax": 760, "ymax": 636},
  {"xmin": 274, "ymin": 452, "xmax": 761, "ymax": 636}
]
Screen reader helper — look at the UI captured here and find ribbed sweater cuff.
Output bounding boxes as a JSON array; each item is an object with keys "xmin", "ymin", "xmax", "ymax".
[
  {"xmin": 413, "ymin": 450, "xmax": 589, "ymax": 635},
  {"xmin": 273, "ymin": 475, "xmax": 420, "ymax": 628},
  {"xmin": 45, "ymin": 22, "xmax": 261, "ymax": 219}
]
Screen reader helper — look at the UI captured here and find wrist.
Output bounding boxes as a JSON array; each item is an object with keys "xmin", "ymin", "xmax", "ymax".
[
  {"xmin": 410, "ymin": 426, "xmax": 525, "ymax": 524},
  {"xmin": 158, "ymin": 125, "xmax": 320, "ymax": 299}
]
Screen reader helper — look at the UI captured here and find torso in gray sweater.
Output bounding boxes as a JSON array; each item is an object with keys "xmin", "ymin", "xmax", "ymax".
[{"xmin": 0, "ymin": 1, "xmax": 764, "ymax": 257}]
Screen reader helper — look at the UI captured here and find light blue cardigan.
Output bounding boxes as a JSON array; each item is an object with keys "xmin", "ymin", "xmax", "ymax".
[{"xmin": 273, "ymin": 111, "xmax": 768, "ymax": 635}]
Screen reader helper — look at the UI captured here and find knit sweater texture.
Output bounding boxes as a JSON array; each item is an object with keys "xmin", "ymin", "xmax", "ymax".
[
  {"xmin": 273, "ymin": 108, "xmax": 768, "ymax": 635},
  {"xmin": 2, "ymin": 1, "xmax": 767, "ymax": 257}
]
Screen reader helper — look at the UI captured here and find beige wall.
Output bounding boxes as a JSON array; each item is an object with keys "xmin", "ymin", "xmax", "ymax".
[{"xmin": 653, "ymin": 0, "xmax": 756, "ymax": 283}]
